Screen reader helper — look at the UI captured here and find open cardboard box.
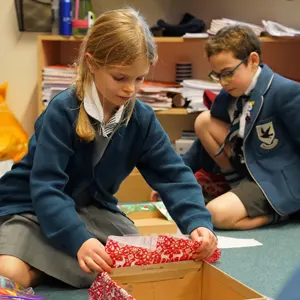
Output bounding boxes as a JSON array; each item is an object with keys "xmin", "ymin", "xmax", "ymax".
[
  {"xmin": 111, "ymin": 260, "xmax": 266, "ymax": 300},
  {"xmin": 115, "ymin": 168, "xmax": 151, "ymax": 202},
  {"xmin": 119, "ymin": 202, "xmax": 178, "ymax": 235}
]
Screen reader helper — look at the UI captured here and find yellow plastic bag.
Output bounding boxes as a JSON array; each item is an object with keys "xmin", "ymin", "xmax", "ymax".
[{"xmin": 0, "ymin": 83, "xmax": 29, "ymax": 162}]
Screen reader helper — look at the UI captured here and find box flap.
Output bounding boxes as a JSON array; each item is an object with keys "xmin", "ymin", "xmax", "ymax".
[
  {"xmin": 201, "ymin": 263, "xmax": 266, "ymax": 300},
  {"xmin": 111, "ymin": 260, "xmax": 203, "ymax": 283}
]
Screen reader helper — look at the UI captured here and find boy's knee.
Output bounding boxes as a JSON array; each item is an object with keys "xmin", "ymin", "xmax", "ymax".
[
  {"xmin": 206, "ymin": 202, "xmax": 234, "ymax": 229},
  {"xmin": 0, "ymin": 255, "xmax": 33, "ymax": 288},
  {"xmin": 194, "ymin": 111, "xmax": 211, "ymax": 135}
]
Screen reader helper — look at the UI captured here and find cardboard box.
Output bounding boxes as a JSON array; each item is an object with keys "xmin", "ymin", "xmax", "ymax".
[
  {"xmin": 133, "ymin": 217, "xmax": 177, "ymax": 235},
  {"xmin": 119, "ymin": 202, "xmax": 178, "ymax": 235},
  {"xmin": 115, "ymin": 169, "xmax": 152, "ymax": 203},
  {"xmin": 111, "ymin": 260, "xmax": 266, "ymax": 300}
]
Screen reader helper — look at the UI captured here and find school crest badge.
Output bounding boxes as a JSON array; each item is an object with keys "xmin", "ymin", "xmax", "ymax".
[{"xmin": 256, "ymin": 121, "xmax": 278, "ymax": 149}]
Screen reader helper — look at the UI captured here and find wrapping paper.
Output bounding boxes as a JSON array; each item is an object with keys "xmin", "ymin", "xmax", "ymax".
[
  {"xmin": 117, "ymin": 203, "xmax": 157, "ymax": 215},
  {"xmin": 0, "ymin": 276, "xmax": 43, "ymax": 299},
  {"xmin": 152, "ymin": 202, "xmax": 173, "ymax": 221},
  {"xmin": 89, "ymin": 235, "xmax": 221, "ymax": 300},
  {"xmin": 88, "ymin": 272, "xmax": 134, "ymax": 300},
  {"xmin": 106, "ymin": 235, "xmax": 220, "ymax": 267},
  {"xmin": 118, "ymin": 202, "xmax": 173, "ymax": 221}
]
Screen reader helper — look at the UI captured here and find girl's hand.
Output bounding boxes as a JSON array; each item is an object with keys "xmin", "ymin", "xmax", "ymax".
[
  {"xmin": 77, "ymin": 238, "xmax": 113, "ymax": 274},
  {"xmin": 190, "ymin": 227, "xmax": 217, "ymax": 261}
]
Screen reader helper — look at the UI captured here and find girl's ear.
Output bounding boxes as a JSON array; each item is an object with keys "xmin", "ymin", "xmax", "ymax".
[{"xmin": 85, "ymin": 53, "xmax": 96, "ymax": 74}]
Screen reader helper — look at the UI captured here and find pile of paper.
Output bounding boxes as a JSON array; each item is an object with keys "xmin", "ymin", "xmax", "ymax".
[
  {"xmin": 137, "ymin": 82, "xmax": 181, "ymax": 111},
  {"xmin": 262, "ymin": 20, "xmax": 300, "ymax": 37},
  {"xmin": 207, "ymin": 18, "xmax": 264, "ymax": 36},
  {"xmin": 181, "ymin": 79, "xmax": 222, "ymax": 112},
  {"xmin": 42, "ymin": 65, "xmax": 75, "ymax": 107}
]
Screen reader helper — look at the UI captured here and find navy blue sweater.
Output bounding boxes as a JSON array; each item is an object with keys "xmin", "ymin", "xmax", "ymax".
[{"xmin": 0, "ymin": 89, "xmax": 213, "ymax": 257}]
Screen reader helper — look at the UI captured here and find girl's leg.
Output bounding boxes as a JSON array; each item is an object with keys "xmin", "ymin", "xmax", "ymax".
[{"xmin": 0, "ymin": 255, "xmax": 44, "ymax": 288}]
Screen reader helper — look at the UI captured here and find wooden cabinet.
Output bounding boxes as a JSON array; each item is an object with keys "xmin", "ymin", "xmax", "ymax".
[{"xmin": 37, "ymin": 35, "xmax": 300, "ymax": 202}]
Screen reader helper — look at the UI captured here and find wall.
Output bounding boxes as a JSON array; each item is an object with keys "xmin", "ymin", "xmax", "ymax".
[
  {"xmin": 1, "ymin": 0, "xmax": 300, "ymax": 135},
  {"xmin": 92, "ymin": 0, "xmax": 184, "ymax": 25},
  {"xmin": 0, "ymin": 0, "xmax": 39, "ymax": 135}
]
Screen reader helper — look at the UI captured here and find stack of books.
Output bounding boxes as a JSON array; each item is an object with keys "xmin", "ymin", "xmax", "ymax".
[
  {"xmin": 137, "ymin": 81, "xmax": 181, "ymax": 111},
  {"xmin": 42, "ymin": 65, "xmax": 75, "ymax": 107}
]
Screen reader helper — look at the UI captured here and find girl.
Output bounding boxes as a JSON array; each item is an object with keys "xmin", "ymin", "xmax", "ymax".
[{"xmin": 0, "ymin": 8, "xmax": 216, "ymax": 289}]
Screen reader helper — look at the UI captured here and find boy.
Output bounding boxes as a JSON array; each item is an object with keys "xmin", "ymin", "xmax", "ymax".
[
  {"xmin": 193, "ymin": 25, "xmax": 300, "ymax": 230},
  {"xmin": 152, "ymin": 25, "xmax": 300, "ymax": 230}
]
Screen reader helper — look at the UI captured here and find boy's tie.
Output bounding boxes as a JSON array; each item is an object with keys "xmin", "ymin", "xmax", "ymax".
[{"xmin": 215, "ymin": 95, "xmax": 249, "ymax": 157}]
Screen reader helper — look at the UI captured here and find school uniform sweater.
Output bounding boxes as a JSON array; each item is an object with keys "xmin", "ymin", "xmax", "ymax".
[{"xmin": 0, "ymin": 88, "xmax": 213, "ymax": 257}]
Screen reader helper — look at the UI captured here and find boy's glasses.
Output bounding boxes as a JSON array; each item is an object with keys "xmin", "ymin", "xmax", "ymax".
[{"xmin": 208, "ymin": 56, "xmax": 249, "ymax": 84}]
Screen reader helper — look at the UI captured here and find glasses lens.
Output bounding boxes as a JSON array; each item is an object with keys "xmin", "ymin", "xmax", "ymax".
[
  {"xmin": 209, "ymin": 73, "xmax": 220, "ymax": 83},
  {"xmin": 220, "ymin": 72, "xmax": 234, "ymax": 84}
]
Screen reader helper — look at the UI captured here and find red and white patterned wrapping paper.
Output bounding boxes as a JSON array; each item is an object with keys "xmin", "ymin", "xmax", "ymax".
[
  {"xmin": 88, "ymin": 271, "xmax": 134, "ymax": 300},
  {"xmin": 89, "ymin": 235, "xmax": 221, "ymax": 300}
]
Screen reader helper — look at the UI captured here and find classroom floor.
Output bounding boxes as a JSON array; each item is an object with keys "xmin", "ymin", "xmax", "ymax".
[{"xmin": 35, "ymin": 221, "xmax": 300, "ymax": 299}]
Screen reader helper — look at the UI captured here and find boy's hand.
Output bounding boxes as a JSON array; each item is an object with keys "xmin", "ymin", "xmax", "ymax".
[
  {"xmin": 150, "ymin": 190, "xmax": 159, "ymax": 202},
  {"xmin": 77, "ymin": 238, "xmax": 113, "ymax": 274},
  {"xmin": 190, "ymin": 227, "xmax": 217, "ymax": 261}
]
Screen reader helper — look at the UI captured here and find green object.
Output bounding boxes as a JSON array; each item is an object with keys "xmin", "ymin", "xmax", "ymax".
[
  {"xmin": 73, "ymin": 0, "xmax": 94, "ymax": 36},
  {"xmin": 153, "ymin": 202, "xmax": 173, "ymax": 221},
  {"xmin": 118, "ymin": 202, "xmax": 157, "ymax": 215},
  {"xmin": 118, "ymin": 201, "xmax": 174, "ymax": 222}
]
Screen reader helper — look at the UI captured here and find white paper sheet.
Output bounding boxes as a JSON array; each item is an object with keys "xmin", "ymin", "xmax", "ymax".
[
  {"xmin": 0, "ymin": 160, "xmax": 13, "ymax": 178},
  {"xmin": 217, "ymin": 235, "xmax": 263, "ymax": 249}
]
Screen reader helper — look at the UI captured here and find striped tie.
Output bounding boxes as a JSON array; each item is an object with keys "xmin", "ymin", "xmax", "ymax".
[{"xmin": 215, "ymin": 95, "xmax": 248, "ymax": 157}]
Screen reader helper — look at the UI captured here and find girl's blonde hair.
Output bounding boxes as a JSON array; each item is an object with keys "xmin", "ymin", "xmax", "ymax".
[{"xmin": 75, "ymin": 7, "xmax": 157, "ymax": 142}]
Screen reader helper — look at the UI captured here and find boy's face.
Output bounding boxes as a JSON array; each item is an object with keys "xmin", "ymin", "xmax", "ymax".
[{"xmin": 208, "ymin": 51, "xmax": 259, "ymax": 97}]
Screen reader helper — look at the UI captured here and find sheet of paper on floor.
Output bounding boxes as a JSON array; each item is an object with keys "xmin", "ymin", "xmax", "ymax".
[{"xmin": 217, "ymin": 235, "xmax": 263, "ymax": 249}]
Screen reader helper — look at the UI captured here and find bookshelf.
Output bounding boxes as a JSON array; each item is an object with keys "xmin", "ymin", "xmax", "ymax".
[
  {"xmin": 37, "ymin": 35, "xmax": 300, "ymax": 115},
  {"xmin": 38, "ymin": 34, "xmax": 300, "ymax": 43},
  {"xmin": 37, "ymin": 34, "xmax": 300, "ymax": 202}
]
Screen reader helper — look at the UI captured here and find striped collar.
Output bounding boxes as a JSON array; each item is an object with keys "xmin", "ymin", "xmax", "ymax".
[{"xmin": 84, "ymin": 81, "xmax": 124, "ymax": 137}]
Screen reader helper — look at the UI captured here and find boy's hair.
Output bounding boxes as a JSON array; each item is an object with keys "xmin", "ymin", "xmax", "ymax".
[
  {"xmin": 205, "ymin": 25, "xmax": 261, "ymax": 62},
  {"xmin": 75, "ymin": 8, "xmax": 157, "ymax": 142}
]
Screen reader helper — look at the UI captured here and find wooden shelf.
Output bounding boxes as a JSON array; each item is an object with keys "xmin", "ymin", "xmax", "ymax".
[
  {"xmin": 38, "ymin": 35, "xmax": 84, "ymax": 42},
  {"xmin": 38, "ymin": 35, "xmax": 185, "ymax": 43},
  {"xmin": 41, "ymin": 105, "xmax": 194, "ymax": 116},
  {"xmin": 38, "ymin": 34, "xmax": 300, "ymax": 43},
  {"xmin": 155, "ymin": 108, "xmax": 195, "ymax": 115}
]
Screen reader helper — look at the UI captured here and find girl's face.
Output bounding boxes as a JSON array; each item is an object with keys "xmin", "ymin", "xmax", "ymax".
[{"xmin": 87, "ymin": 57, "xmax": 150, "ymax": 108}]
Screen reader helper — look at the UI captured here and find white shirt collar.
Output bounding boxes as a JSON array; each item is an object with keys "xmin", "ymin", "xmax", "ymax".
[
  {"xmin": 244, "ymin": 66, "xmax": 262, "ymax": 96},
  {"xmin": 83, "ymin": 81, "xmax": 124, "ymax": 123}
]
